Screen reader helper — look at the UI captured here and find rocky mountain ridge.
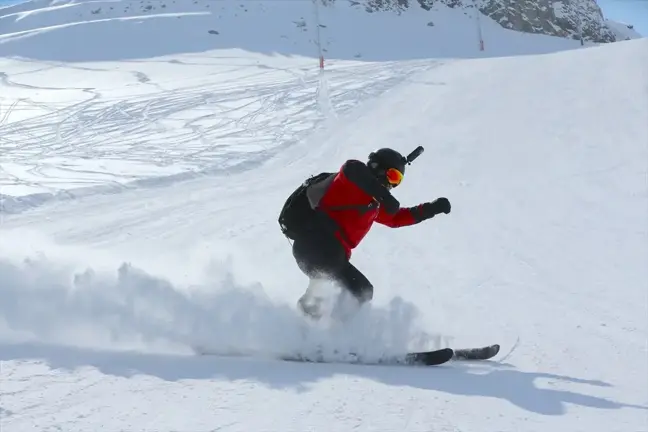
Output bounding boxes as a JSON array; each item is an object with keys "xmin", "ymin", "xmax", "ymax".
[{"xmin": 358, "ymin": 0, "xmax": 621, "ymax": 43}]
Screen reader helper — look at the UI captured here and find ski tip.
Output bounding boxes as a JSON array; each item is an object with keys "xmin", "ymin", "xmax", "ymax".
[
  {"xmin": 487, "ymin": 344, "xmax": 501, "ymax": 357},
  {"xmin": 452, "ymin": 344, "xmax": 501, "ymax": 361}
]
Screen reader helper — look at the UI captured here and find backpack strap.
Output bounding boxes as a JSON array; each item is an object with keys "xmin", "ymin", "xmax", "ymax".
[{"xmin": 325, "ymin": 201, "xmax": 378, "ymax": 215}]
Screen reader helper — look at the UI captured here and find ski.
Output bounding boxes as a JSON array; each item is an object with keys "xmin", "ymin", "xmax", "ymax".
[
  {"xmin": 452, "ymin": 344, "xmax": 500, "ymax": 361},
  {"xmin": 280, "ymin": 347, "xmax": 455, "ymax": 366},
  {"xmin": 404, "ymin": 343, "xmax": 499, "ymax": 365},
  {"xmin": 194, "ymin": 344, "xmax": 500, "ymax": 367}
]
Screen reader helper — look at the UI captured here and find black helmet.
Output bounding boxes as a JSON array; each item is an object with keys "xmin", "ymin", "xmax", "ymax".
[{"xmin": 367, "ymin": 148, "xmax": 407, "ymax": 188}]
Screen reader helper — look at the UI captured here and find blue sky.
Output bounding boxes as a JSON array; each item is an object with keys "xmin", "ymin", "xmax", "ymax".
[{"xmin": 0, "ymin": 0, "xmax": 646, "ymax": 36}]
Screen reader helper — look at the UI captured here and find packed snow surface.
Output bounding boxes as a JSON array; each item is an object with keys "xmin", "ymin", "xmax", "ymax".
[{"xmin": 1, "ymin": 1, "xmax": 647, "ymax": 431}]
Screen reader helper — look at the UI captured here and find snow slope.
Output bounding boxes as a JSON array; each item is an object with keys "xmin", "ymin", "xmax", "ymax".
[
  {"xmin": 1, "ymin": 3, "xmax": 647, "ymax": 431},
  {"xmin": 606, "ymin": 18, "xmax": 644, "ymax": 40},
  {"xmin": 0, "ymin": 0, "xmax": 590, "ymax": 63},
  {"xmin": 0, "ymin": 0, "xmax": 591, "ymax": 204},
  {"xmin": 1, "ymin": 37, "xmax": 647, "ymax": 431}
]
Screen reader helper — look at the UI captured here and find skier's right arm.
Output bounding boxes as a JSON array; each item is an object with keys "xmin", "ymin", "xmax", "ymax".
[{"xmin": 341, "ymin": 160, "xmax": 400, "ymax": 214}]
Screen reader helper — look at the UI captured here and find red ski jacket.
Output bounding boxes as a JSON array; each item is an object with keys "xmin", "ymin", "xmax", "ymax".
[{"xmin": 312, "ymin": 160, "xmax": 425, "ymax": 258}]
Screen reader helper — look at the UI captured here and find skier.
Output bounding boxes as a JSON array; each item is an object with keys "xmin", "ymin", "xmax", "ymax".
[{"xmin": 278, "ymin": 147, "xmax": 451, "ymax": 319}]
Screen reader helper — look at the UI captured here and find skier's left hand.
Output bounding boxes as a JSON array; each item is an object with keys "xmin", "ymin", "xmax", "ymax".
[
  {"xmin": 417, "ymin": 197, "xmax": 451, "ymax": 220},
  {"xmin": 429, "ymin": 197, "xmax": 451, "ymax": 214}
]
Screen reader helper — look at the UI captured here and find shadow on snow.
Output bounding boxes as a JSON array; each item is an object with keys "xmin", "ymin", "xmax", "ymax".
[{"xmin": 1, "ymin": 341, "xmax": 646, "ymax": 416}]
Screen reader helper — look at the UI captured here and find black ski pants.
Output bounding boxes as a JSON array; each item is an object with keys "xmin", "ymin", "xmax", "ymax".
[{"xmin": 291, "ymin": 224, "xmax": 373, "ymax": 304}]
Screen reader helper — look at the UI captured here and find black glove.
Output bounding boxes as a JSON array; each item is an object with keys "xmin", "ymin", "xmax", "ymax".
[
  {"xmin": 412, "ymin": 197, "xmax": 451, "ymax": 222},
  {"xmin": 429, "ymin": 197, "xmax": 451, "ymax": 214}
]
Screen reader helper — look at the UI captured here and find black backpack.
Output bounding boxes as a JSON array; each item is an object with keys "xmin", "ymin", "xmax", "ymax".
[{"xmin": 278, "ymin": 172, "xmax": 335, "ymax": 240}]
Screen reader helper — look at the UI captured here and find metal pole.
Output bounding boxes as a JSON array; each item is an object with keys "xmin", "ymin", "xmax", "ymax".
[
  {"xmin": 473, "ymin": 0, "xmax": 485, "ymax": 51},
  {"xmin": 313, "ymin": 0, "xmax": 324, "ymax": 70}
]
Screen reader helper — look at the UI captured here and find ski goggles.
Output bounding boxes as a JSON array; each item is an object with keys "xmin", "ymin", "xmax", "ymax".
[{"xmin": 385, "ymin": 168, "xmax": 404, "ymax": 187}]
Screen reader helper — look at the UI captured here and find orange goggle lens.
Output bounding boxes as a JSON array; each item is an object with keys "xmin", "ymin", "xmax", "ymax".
[{"xmin": 386, "ymin": 168, "xmax": 404, "ymax": 186}]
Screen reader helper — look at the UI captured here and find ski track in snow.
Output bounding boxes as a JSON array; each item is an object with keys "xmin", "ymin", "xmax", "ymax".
[{"xmin": 0, "ymin": 56, "xmax": 434, "ymax": 212}]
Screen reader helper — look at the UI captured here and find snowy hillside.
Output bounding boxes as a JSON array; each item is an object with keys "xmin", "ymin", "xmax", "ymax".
[
  {"xmin": 1, "ymin": 0, "xmax": 648, "ymax": 428},
  {"xmin": 1, "ymin": 16, "xmax": 647, "ymax": 429},
  {"xmin": 0, "ymin": 0, "xmax": 596, "ymax": 63},
  {"xmin": 0, "ymin": 0, "xmax": 596, "ymax": 201},
  {"xmin": 606, "ymin": 18, "xmax": 644, "ymax": 40}
]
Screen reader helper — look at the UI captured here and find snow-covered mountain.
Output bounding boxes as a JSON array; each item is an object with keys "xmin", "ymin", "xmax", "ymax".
[
  {"xmin": 1, "ymin": 0, "xmax": 647, "ymax": 431},
  {"xmin": 0, "ymin": 0, "xmax": 637, "ymax": 64},
  {"xmin": 605, "ymin": 18, "xmax": 644, "ymax": 41}
]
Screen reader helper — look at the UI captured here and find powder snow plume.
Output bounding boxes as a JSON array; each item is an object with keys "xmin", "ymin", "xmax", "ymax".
[{"xmin": 0, "ymin": 229, "xmax": 445, "ymax": 362}]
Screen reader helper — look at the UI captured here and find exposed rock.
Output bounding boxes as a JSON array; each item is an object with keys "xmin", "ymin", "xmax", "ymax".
[
  {"xmin": 478, "ymin": 0, "xmax": 616, "ymax": 43},
  {"xmin": 328, "ymin": 0, "xmax": 619, "ymax": 43}
]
